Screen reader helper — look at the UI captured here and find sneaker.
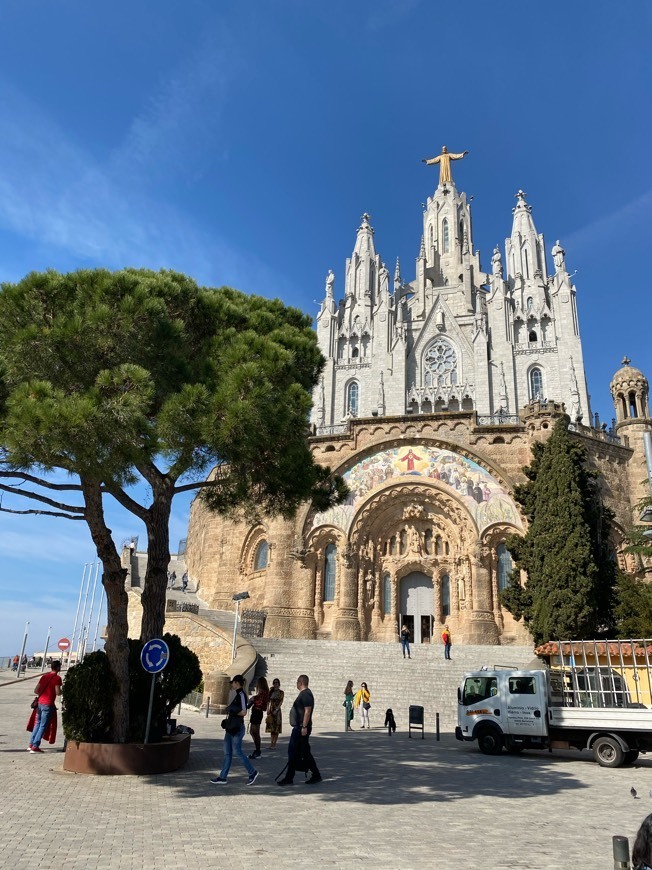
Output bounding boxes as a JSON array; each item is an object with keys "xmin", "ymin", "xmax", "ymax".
[
  {"xmin": 29, "ymin": 747, "xmax": 43, "ymax": 753},
  {"xmin": 209, "ymin": 777, "xmax": 227, "ymax": 784},
  {"xmin": 277, "ymin": 777, "xmax": 294, "ymax": 786},
  {"xmin": 305, "ymin": 775, "xmax": 323, "ymax": 785},
  {"xmin": 248, "ymin": 751, "xmax": 261, "ymax": 759},
  {"xmin": 247, "ymin": 770, "xmax": 259, "ymax": 785},
  {"xmin": 27, "ymin": 745, "xmax": 33, "ymax": 752}
]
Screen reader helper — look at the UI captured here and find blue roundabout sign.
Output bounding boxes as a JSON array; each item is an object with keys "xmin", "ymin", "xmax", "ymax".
[{"xmin": 141, "ymin": 638, "xmax": 169, "ymax": 674}]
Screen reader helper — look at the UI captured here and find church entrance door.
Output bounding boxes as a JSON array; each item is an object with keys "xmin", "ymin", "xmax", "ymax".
[{"xmin": 399, "ymin": 572, "xmax": 434, "ymax": 644}]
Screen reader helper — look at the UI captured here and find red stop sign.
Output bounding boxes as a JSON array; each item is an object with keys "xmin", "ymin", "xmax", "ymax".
[{"xmin": 58, "ymin": 638, "xmax": 71, "ymax": 651}]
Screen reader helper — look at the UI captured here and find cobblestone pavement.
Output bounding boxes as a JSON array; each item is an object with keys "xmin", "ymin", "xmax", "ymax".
[{"xmin": 1, "ymin": 672, "xmax": 650, "ymax": 869}]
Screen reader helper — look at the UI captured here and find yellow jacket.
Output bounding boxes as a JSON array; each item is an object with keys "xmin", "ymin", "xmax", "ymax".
[{"xmin": 354, "ymin": 687, "xmax": 370, "ymax": 708}]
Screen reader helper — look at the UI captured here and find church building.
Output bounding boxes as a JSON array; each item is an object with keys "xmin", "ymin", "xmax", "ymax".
[{"xmin": 185, "ymin": 150, "xmax": 652, "ymax": 647}]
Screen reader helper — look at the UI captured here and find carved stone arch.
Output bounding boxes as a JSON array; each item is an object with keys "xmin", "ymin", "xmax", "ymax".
[
  {"xmin": 240, "ymin": 523, "xmax": 270, "ymax": 575},
  {"xmin": 348, "ymin": 480, "xmax": 478, "ymax": 551}
]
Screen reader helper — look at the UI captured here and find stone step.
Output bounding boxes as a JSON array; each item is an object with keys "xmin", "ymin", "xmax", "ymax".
[{"xmin": 249, "ymin": 638, "xmax": 535, "ymax": 728}]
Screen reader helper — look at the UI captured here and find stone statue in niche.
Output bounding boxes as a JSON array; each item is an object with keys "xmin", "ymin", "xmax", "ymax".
[
  {"xmin": 408, "ymin": 525, "xmax": 422, "ymax": 555},
  {"xmin": 491, "ymin": 246, "xmax": 503, "ymax": 278},
  {"xmin": 365, "ymin": 572, "xmax": 375, "ymax": 607}
]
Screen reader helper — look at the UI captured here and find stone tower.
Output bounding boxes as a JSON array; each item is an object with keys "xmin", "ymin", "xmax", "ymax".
[{"xmin": 610, "ymin": 358, "xmax": 652, "ymax": 512}]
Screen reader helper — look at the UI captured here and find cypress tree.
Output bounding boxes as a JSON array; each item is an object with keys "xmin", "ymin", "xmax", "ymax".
[{"xmin": 501, "ymin": 417, "xmax": 616, "ymax": 645}]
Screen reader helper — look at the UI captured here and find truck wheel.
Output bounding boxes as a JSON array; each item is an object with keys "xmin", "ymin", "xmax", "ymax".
[
  {"xmin": 592, "ymin": 735, "xmax": 625, "ymax": 768},
  {"xmin": 624, "ymin": 750, "xmax": 640, "ymax": 765},
  {"xmin": 477, "ymin": 727, "xmax": 503, "ymax": 756}
]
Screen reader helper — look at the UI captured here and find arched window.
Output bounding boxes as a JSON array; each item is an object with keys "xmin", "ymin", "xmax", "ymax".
[
  {"xmin": 323, "ymin": 544, "xmax": 336, "ymax": 602},
  {"xmin": 528, "ymin": 329, "xmax": 538, "ymax": 343},
  {"xmin": 496, "ymin": 543, "xmax": 513, "ymax": 593},
  {"xmin": 424, "ymin": 338, "xmax": 458, "ymax": 387},
  {"xmin": 629, "ymin": 392, "xmax": 638, "ymax": 418},
  {"xmin": 383, "ymin": 573, "xmax": 392, "ymax": 615},
  {"xmin": 442, "ymin": 219, "xmax": 450, "ymax": 253},
  {"xmin": 529, "ymin": 367, "xmax": 543, "ymax": 400},
  {"xmin": 253, "ymin": 540, "xmax": 269, "ymax": 571},
  {"xmin": 346, "ymin": 381, "xmax": 359, "ymax": 416},
  {"xmin": 524, "ymin": 249, "xmax": 530, "ymax": 279},
  {"xmin": 351, "ymin": 347, "xmax": 359, "ymax": 358},
  {"xmin": 441, "ymin": 574, "xmax": 450, "ymax": 619},
  {"xmin": 429, "ymin": 224, "xmax": 434, "ymax": 247}
]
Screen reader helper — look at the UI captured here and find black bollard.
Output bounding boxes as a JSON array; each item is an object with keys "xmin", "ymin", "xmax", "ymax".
[
  {"xmin": 205, "ymin": 695, "xmax": 211, "ymax": 718},
  {"xmin": 436, "ymin": 712, "xmax": 440, "ymax": 741}
]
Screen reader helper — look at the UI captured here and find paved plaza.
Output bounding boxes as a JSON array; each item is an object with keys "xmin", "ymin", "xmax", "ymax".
[{"xmin": 1, "ymin": 672, "xmax": 649, "ymax": 869}]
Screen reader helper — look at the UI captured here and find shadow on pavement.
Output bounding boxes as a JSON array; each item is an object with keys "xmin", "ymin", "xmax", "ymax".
[{"xmin": 138, "ymin": 727, "xmax": 639, "ymax": 804}]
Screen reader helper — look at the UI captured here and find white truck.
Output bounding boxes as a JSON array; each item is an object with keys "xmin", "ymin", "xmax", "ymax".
[{"xmin": 455, "ymin": 639, "xmax": 652, "ymax": 768}]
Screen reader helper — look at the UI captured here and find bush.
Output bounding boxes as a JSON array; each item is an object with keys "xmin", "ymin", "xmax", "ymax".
[
  {"xmin": 61, "ymin": 636, "xmax": 202, "ymax": 744},
  {"xmin": 127, "ymin": 634, "xmax": 202, "ymax": 743},
  {"xmin": 61, "ymin": 651, "xmax": 117, "ymax": 742}
]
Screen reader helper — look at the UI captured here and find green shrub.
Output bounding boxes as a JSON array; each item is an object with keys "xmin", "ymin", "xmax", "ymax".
[
  {"xmin": 61, "ymin": 651, "xmax": 117, "ymax": 742},
  {"xmin": 61, "ymin": 637, "xmax": 202, "ymax": 744},
  {"xmin": 127, "ymin": 634, "xmax": 202, "ymax": 742}
]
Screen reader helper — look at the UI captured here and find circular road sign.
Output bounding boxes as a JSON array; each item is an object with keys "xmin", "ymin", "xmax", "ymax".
[
  {"xmin": 58, "ymin": 638, "xmax": 71, "ymax": 651},
  {"xmin": 141, "ymin": 638, "xmax": 169, "ymax": 674}
]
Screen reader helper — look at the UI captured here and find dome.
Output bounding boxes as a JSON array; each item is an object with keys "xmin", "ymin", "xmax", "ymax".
[{"xmin": 610, "ymin": 356, "xmax": 649, "ymax": 395}]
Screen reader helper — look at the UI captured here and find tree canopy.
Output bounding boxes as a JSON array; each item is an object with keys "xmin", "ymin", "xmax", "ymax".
[
  {"xmin": 0, "ymin": 267, "xmax": 346, "ymax": 740},
  {"xmin": 501, "ymin": 417, "xmax": 617, "ymax": 645}
]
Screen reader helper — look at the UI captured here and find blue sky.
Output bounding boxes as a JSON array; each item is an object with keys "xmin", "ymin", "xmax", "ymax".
[{"xmin": 1, "ymin": 0, "xmax": 650, "ymax": 654}]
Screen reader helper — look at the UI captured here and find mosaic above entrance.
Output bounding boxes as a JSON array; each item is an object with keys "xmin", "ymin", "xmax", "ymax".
[{"xmin": 312, "ymin": 445, "xmax": 523, "ymax": 534}]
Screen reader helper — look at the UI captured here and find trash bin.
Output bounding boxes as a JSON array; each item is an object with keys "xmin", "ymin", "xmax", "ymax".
[{"xmin": 409, "ymin": 705, "xmax": 424, "ymax": 739}]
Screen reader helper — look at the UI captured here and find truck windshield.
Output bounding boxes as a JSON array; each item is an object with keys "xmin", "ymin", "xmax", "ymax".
[{"xmin": 462, "ymin": 676, "xmax": 497, "ymax": 705}]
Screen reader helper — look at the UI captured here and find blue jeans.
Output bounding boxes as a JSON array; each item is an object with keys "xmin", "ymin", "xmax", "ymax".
[
  {"xmin": 31, "ymin": 704, "xmax": 54, "ymax": 748},
  {"xmin": 401, "ymin": 638, "xmax": 410, "ymax": 657},
  {"xmin": 219, "ymin": 724, "xmax": 255, "ymax": 779}
]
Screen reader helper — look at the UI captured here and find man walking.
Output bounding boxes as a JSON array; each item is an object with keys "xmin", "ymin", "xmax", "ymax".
[
  {"xmin": 28, "ymin": 660, "xmax": 62, "ymax": 752},
  {"xmin": 442, "ymin": 625, "xmax": 452, "ymax": 660},
  {"xmin": 278, "ymin": 674, "xmax": 322, "ymax": 786}
]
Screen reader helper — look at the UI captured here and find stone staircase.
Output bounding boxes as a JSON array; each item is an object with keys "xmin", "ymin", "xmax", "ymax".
[{"xmin": 252, "ymin": 638, "xmax": 536, "ymax": 730}]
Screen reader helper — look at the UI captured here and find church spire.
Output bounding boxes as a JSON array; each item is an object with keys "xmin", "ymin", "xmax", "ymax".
[
  {"xmin": 353, "ymin": 212, "xmax": 376, "ymax": 257},
  {"xmin": 506, "ymin": 190, "xmax": 546, "ymax": 281}
]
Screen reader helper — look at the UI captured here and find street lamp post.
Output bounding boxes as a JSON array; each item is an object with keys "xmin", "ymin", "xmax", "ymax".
[{"xmin": 231, "ymin": 591, "xmax": 250, "ymax": 662}]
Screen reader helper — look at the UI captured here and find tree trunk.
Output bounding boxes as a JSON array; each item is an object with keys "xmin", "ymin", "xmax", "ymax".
[
  {"xmin": 81, "ymin": 479, "xmax": 130, "ymax": 743},
  {"xmin": 140, "ymin": 482, "xmax": 173, "ymax": 642}
]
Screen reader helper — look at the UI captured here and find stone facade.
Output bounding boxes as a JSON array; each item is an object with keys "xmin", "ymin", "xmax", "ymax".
[{"xmin": 185, "ymin": 164, "xmax": 652, "ymax": 647}]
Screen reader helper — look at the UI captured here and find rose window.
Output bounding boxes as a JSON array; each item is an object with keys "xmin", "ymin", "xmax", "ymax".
[{"xmin": 424, "ymin": 340, "xmax": 458, "ymax": 387}]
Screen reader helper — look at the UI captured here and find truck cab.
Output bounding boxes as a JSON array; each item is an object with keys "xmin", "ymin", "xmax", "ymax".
[{"xmin": 456, "ymin": 668, "xmax": 548, "ymax": 755}]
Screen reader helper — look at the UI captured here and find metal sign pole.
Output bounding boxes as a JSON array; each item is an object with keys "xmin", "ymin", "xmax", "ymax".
[
  {"xmin": 231, "ymin": 599, "xmax": 240, "ymax": 662},
  {"xmin": 16, "ymin": 622, "xmax": 29, "ymax": 679},
  {"xmin": 69, "ymin": 563, "xmax": 88, "ymax": 667},
  {"xmin": 41, "ymin": 627, "xmax": 52, "ymax": 672},
  {"xmin": 144, "ymin": 674, "xmax": 157, "ymax": 745}
]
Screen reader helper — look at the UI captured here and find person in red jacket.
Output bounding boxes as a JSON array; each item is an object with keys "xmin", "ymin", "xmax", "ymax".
[
  {"xmin": 441, "ymin": 626, "xmax": 452, "ymax": 660},
  {"xmin": 28, "ymin": 661, "xmax": 62, "ymax": 752}
]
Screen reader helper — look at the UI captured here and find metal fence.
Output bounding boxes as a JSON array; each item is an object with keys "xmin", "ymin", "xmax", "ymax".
[
  {"xmin": 166, "ymin": 599, "xmax": 199, "ymax": 615},
  {"xmin": 240, "ymin": 609, "xmax": 267, "ymax": 638}
]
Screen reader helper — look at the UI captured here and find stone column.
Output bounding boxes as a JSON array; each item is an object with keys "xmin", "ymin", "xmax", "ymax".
[
  {"xmin": 263, "ymin": 520, "xmax": 317, "ymax": 639},
  {"xmin": 467, "ymin": 544, "xmax": 499, "ymax": 644},
  {"xmin": 334, "ymin": 549, "xmax": 361, "ymax": 640}
]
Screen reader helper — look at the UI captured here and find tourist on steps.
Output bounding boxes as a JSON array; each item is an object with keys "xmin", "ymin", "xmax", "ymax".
[{"xmin": 400, "ymin": 624, "xmax": 411, "ymax": 659}]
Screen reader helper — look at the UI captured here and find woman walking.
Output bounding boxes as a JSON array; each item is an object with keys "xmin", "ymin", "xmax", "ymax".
[
  {"xmin": 344, "ymin": 680, "xmax": 355, "ymax": 730},
  {"xmin": 248, "ymin": 677, "xmax": 270, "ymax": 760},
  {"xmin": 354, "ymin": 682, "xmax": 371, "ymax": 729},
  {"xmin": 210, "ymin": 675, "xmax": 258, "ymax": 786},
  {"xmin": 265, "ymin": 678, "xmax": 284, "ymax": 750}
]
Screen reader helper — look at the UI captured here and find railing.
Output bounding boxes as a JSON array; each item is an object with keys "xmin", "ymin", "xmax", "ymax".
[
  {"xmin": 180, "ymin": 690, "xmax": 203, "ymax": 709},
  {"xmin": 476, "ymin": 414, "xmax": 521, "ymax": 426},
  {"xmin": 240, "ymin": 609, "xmax": 267, "ymax": 639},
  {"xmin": 568, "ymin": 421, "xmax": 621, "ymax": 445},
  {"xmin": 166, "ymin": 599, "xmax": 199, "ymax": 615}
]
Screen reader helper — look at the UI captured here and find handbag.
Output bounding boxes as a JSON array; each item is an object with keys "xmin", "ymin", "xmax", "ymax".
[
  {"xmin": 220, "ymin": 716, "xmax": 241, "ymax": 735},
  {"xmin": 363, "ymin": 701, "xmax": 371, "ymax": 710},
  {"xmin": 30, "ymin": 697, "xmax": 39, "ymax": 710}
]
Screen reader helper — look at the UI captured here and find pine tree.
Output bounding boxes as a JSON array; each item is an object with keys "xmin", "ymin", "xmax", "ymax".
[{"xmin": 501, "ymin": 417, "xmax": 616, "ymax": 645}]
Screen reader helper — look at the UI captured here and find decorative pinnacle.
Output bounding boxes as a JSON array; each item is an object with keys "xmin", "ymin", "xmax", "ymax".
[{"xmin": 622, "ymin": 355, "xmax": 631, "ymax": 366}]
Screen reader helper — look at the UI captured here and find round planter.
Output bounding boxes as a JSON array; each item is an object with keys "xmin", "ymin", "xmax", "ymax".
[{"xmin": 63, "ymin": 732, "xmax": 191, "ymax": 775}]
